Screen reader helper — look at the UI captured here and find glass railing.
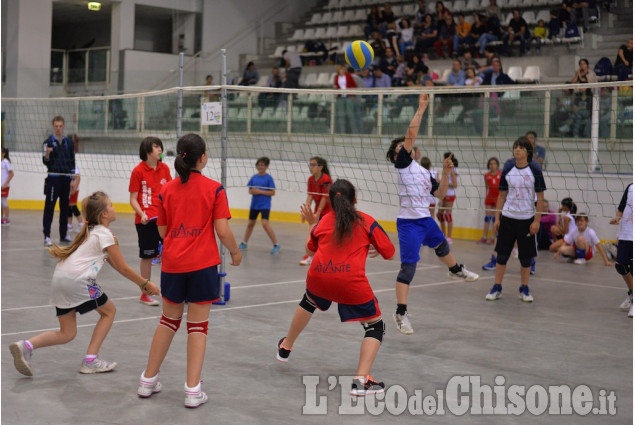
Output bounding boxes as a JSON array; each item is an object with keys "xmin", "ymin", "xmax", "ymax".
[{"xmin": 50, "ymin": 47, "xmax": 110, "ymax": 86}]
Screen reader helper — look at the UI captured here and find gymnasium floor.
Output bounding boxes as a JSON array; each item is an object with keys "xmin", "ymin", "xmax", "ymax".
[{"xmin": 1, "ymin": 210, "xmax": 632, "ymax": 424}]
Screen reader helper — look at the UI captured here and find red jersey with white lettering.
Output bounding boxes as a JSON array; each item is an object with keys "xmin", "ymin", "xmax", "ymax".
[
  {"xmin": 484, "ymin": 170, "xmax": 502, "ymax": 206},
  {"xmin": 308, "ymin": 173, "xmax": 332, "ymax": 217},
  {"xmin": 306, "ymin": 211, "xmax": 395, "ymax": 305},
  {"xmin": 129, "ymin": 161, "xmax": 172, "ymax": 224},
  {"xmin": 157, "ymin": 171, "xmax": 231, "ymax": 273}
]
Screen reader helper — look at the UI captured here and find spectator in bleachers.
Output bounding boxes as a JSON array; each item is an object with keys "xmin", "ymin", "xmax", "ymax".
[
  {"xmin": 481, "ymin": 58, "xmax": 514, "ymax": 85},
  {"xmin": 570, "ymin": 58, "xmax": 598, "ymax": 86},
  {"xmin": 548, "ymin": 9, "xmax": 563, "ymax": 40},
  {"xmin": 370, "ymin": 66, "xmax": 393, "ymax": 88},
  {"xmin": 446, "ymin": 59, "xmax": 466, "ymax": 86},
  {"xmin": 614, "ymin": 38, "xmax": 633, "ymax": 81},
  {"xmin": 465, "ymin": 67, "xmax": 482, "ymax": 86},
  {"xmin": 365, "ymin": 6, "xmax": 383, "ymax": 38},
  {"xmin": 480, "ymin": 46, "xmax": 500, "ymax": 75},
  {"xmin": 484, "ymin": 0, "xmax": 501, "ymax": 25},
  {"xmin": 370, "ymin": 31, "xmax": 387, "ymax": 64},
  {"xmin": 386, "ymin": 22, "xmax": 402, "ymax": 56},
  {"xmin": 502, "ymin": 9, "xmax": 528, "ymax": 57},
  {"xmin": 434, "ymin": 1, "xmax": 451, "ymax": 23},
  {"xmin": 204, "ymin": 75, "xmax": 219, "ymax": 101},
  {"xmin": 239, "ymin": 62, "xmax": 259, "ymax": 86},
  {"xmin": 392, "ymin": 55, "xmax": 408, "ymax": 87},
  {"xmin": 529, "ymin": 19, "xmax": 547, "ymax": 53},
  {"xmin": 282, "ymin": 50, "xmax": 302, "ymax": 89},
  {"xmin": 414, "ymin": 14, "xmax": 438, "ymax": 57},
  {"xmin": 380, "ymin": 2, "xmax": 396, "ymax": 29},
  {"xmin": 397, "ymin": 18, "xmax": 415, "ymax": 56},
  {"xmin": 379, "ymin": 47, "xmax": 398, "ymax": 78},
  {"xmin": 406, "ymin": 52, "xmax": 429, "ymax": 82},
  {"xmin": 525, "ymin": 131, "xmax": 546, "ymax": 168},
  {"xmin": 474, "ymin": 58, "xmax": 513, "ymax": 134},
  {"xmin": 476, "ymin": 16, "xmax": 502, "ymax": 56},
  {"xmin": 414, "ymin": 0, "xmax": 429, "ymax": 33},
  {"xmin": 460, "ymin": 50, "xmax": 481, "ymax": 71},
  {"xmin": 464, "ymin": 13, "xmax": 486, "ymax": 55},
  {"xmin": 360, "ymin": 67, "xmax": 374, "ymax": 88},
  {"xmin": 453, "ymin": 13, "xmax": 472, "ymax": 57},
  {"xmin": 257, "ymin": 67, "xmax": 283, "ymax": 117},
  {"xmin": 559, "ymin": 2, "xmax": 572, "ymax": 29},
  {"xmin": 434, "ymin": 12, "xmax": 456, "ymax": 58},
  {"xmin": 333, "ymin": 65, "xmax": 360, "ymax": 134},
  {"xmin": 570, "ymin": 0, "xmax": 597, "ymax": 33}
]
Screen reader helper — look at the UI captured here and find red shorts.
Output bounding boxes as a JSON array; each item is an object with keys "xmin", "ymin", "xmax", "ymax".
[
  {"xmin": 485, "ymin": 197, "xmax": 497, "ymax": 207},
  {"xmin": 573, "ymin": 244, "xmax": 593, "ymax": 260},
  {"xmin": 1, "ymin": 187, "xmax": 9, "ymax": 198},
  {"xmin": 69, "ymin": 191, "xmax": 79, "ymax": 204},
  {"xmin": 443, "ymin": 195, "xmax": 456, "ymax": 203}
]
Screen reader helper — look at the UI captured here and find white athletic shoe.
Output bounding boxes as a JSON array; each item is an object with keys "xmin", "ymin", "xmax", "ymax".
[
  {"xmin": 184, "ymin": 382, "xmax": 208, "ymax": 408},
  {"xmin": 449, "ymin": 264, "xmax": 479, "ymax": 282},
  {"xmin": 619, "ymin": 296, "xmax": 632, "ymax": 311},
  {"xmin": 299, "ymin": 255, "xmax": 312, "ymax": 266},
  {"xmin": 393, "ymin": 312, "xmax": 414, "ymax": 335},
  {"xmin": 518, "ymin": 285, "xmax": 534, "ymax": 303},
  {"xmin": 573, "ymin": 258, "xmax": 587, "ymax": 265},
  {"xmin": 485, "ymin": 284, "xmax": 502, "ymax": 301},
  {"xmin": 138, "ymin": 371, "xmax": 162, "ymax": 398}
]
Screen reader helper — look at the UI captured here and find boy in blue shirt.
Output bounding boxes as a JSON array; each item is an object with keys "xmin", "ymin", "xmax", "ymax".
[{"xmin": 239, "ymin": 157, "xmax": 280, "ymax": 254}]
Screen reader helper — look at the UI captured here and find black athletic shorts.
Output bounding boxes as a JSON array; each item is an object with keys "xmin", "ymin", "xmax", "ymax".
[
  {"xmin": 56, "ymin": 293, "xmax": 109, "ymax": 317},
  {"xmin": 136, "ymin": 221, "xmax": 162, "ymax": 259},
  {"xmin": 495, "ymin": 215, "xmax": 537, "ymax": 260}
]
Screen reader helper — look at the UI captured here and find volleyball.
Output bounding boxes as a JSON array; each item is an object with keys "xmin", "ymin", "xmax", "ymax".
[{"xmin": 345, "ymin": 40, "xmax": 374, "ymax": 71}]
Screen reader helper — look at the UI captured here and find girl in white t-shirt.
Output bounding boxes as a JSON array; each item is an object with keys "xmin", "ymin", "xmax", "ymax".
[
  {"xmin": 437, "ymin": 151, "xmax": 459, "ymax": 243},
  {"xmin": 420, "ymin": 156, "xmax": 437, "ymax": 218},
  {"xmin": 1, "ymin": 147, "xmax": 14, "ymax": 225},
  {"xmin": 555, "ymin": 214, "xmax": 612, "ymax": 266},
  {"xmin": 549, "ymin": 197, "xmax": 577, "ymax": 253},
  {"xmin": 9, "ymin": 191, "xmax": 160, "ymax": 377}
]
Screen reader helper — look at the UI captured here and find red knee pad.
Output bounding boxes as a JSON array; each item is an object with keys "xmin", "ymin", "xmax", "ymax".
[
  {"xmin": 187, "ymin": 320, "xmax": 209, "ymax": 335},
  {"xmin": 160, "ymin": 314, "xmax": 182, "ymax": 333},
  {"xmin": 445, "ymin": 212, "xmax": 453, "ymax": 223},
  {"xmin": 436, "ymin": 212, "xmax": 445, "ymax": 223}
]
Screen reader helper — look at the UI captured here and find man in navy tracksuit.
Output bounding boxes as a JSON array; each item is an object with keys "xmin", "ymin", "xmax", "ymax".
[{"xmin": 42, "ymin": 116, "xmax": 75, "ymax": 246}]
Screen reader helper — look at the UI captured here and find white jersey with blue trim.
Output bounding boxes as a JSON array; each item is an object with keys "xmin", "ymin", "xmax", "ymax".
[
  {"xmin": 618, "ymin": 183, "xmax": 633, "ymax": 241},
  {"xmin": 499, "ymin": 160, "xmax": 546, "ymax": 220},
  {"xmin": 395, "ymin": 148, "xmax": 438, "ymax": 219}
]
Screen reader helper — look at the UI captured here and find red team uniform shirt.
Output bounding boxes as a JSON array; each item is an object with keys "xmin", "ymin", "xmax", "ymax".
[
  {"xmin": 308, "ymin": 173, "xmax": 332, "ymax": 217},
  {"xmin": 484, "ymin": 170, "xmax": 502, "ymax": 206},
  {"xmin": 306, "ymin": 211, "xmax": 395, "ymax": 307},
  {"xmin": 129, "ymin": 161, "xmax": 172, "ymax": 224},
  {"xmin": 157, "ymin": 172, "xmax": 231, "ymax": 273}
]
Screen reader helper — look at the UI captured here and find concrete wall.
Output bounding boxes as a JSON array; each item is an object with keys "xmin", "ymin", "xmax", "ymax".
[{"xmin": 8, "ymin": 152, "xmax": 631, "ymax": 242}]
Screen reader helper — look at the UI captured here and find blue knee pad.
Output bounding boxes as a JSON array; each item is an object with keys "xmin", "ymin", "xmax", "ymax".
[
  {"xmin": 362, "ymin": 319, "xmax": 385, "ymax": 342},
  {"xmin": 575, "ymin": 248, "xmax": 586, "ymax": 259},
  {"xmin": 434, "ymin": 239, "xmax": 450, "ymax": 257},
  {"xmin": 519, "ymin": 257, "xmax": 532, "ymax": 267},
  {"xmin": 484, "ymin": 216, "xmax": 492, "ymax": 223},
  {"xmin": 496, "ymin": 252, "xmax": 509, "ymax": 265},
  {"xmin": 397, "ymin": 263, "xmax": 417, "ymax": 285},
  {"xmin": 616, "ymin": 262, "xmax": 632, "ymax": 276}
]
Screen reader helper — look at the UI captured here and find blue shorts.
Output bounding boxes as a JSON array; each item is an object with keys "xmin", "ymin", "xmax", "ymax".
[
  {"xmin": 305, "ymin": 289, "xmax": 381, "ymax": 322},
  {"xmin": 249, "ymin": 209, "xmax": 270, "ymax": 220},
  {"xmin": 161, "ymin": 265, "xmax": 220, "ymax": 304},
  {"xmin": 397, "ymin": 217, "xmax": 446, "ymax": 263}
]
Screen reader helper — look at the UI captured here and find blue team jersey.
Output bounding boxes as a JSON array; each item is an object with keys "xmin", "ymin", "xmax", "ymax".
[{"xmin": 247, "ymin": 173, "xmax": 276, "ymax": 210}]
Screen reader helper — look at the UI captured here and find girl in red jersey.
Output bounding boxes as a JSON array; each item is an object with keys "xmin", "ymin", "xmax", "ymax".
[
  {"xmin": 137, "ymin": 134, "xmax": 241, "ymax": 409},
  {"xmin": 299, "ymin": 156, "xmax": 333, "ymax": 266},
  {"xmin": 129, "ymin": 137, "xmax": 172, "ymax": 306},
  {"xmin": 277, "ymin": 179, "xmax": 395, "ymax": 397},
  {"xmin": 479, "ymin": 157, "xmax": 501, "ymax": 244}
]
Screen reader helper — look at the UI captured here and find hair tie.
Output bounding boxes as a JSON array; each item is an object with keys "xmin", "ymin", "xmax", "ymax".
[
  {"xmin": 84, "ymin": 220, "xmax": 89, "ymax": 224},
  {"xmin": 336, "ymin": 192, "xmax": 341, "ymax": 196},
  {"xmin": 177, "ymin": 151, "xmax": 186, "ymax": 158}
]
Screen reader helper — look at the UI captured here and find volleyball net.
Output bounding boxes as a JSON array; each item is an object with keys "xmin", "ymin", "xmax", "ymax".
[{"xmin": 1, "ymin": 81, "xmax": 632, "ymax": 219}]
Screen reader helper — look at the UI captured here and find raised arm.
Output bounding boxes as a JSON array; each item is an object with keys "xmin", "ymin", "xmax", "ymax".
[{"xmin": 404, "ymin": 93, "xmax": 429, "ymax": 152}]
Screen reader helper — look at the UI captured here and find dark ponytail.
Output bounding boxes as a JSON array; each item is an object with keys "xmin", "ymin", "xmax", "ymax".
[
  {"xmin": 329, "ymin": 179, "xmax": 362, "ymax": 245},
  {"xmin": 174, "ymin": 133, "xmax": 207, "ymax": 183}
]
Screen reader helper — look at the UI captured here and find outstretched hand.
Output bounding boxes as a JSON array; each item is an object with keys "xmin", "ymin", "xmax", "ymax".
[
  {"xmin": 442, "ymin": 153, "xmax": 454, "ymax": 173},
  {"xmin": 301, "ymin": 203, "xmax": 318, "ymax": 226},
  {"xmin": 418, "ymin": 93, "xmax": 429, "ymax": 109},
  {"xmin": 142, "ymin": 281, "xmax": 161, "ymax": 296}
]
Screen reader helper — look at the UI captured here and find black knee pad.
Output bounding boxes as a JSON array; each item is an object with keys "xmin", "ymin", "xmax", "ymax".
[
  {"xmin": 616, "ymin": 262, "xmax": 632, "ymax": 276},
  {"xmin": 434, "ymin": 239, "xmax": 450, "ymax": 258},
  {"xmin": 496, "ymin": 252, "xmax": 509, "ymax": 265},
  {"xmin": 519, "ymin": 257, "xmax": 532, "ymax": 268},
  {"xmin": 362, "ymin": 319, "xmax": 385, "ymax": 342},
  {"xmin": 299, "ymin": 293, "xmax": 316, "ymax": 313},
  {"xmin": 397, "ymin": 263, "xmax": 417, "ymax": 285}
]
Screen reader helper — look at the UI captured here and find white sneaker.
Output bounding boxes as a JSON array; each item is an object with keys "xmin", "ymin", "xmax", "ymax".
[
  {"xmin": 44, "ymin": 237, "xmax": 52, "ymax": 247},
  {"xmin": 299, "ymin": 255, "xmax": 313, "ymax": 266},
  {"xmin": 485, "ymin": 284, "xmax": 502, "ymax": 301},
  {"xmin": 393, "ymin": 312, "xmax": 414, "ymax": 335},
  {"xmin": 184, "ymin": 381, "xmax": 208, "ymax": 408},
  {"xmin": 67, "ymin": 224, "xmax": 73, "ymax": 230},
  {"xmin": 573, "ymin": 258, "xmax": 587, "ymax": 265},
  {"xmin": 518, "ymin": 285, "xmax": 534, "ymax": 303},
  {"xmin": 449, "ymin": 264, "xmax": 479, "ymax": 282},
  {"xmin": 138, "ymin": 371, "xmax": 162, "ymax": 398},
  {"xmin": 79, "ymin": 356, "xmax": 117, "ymax": 374},
  {"xmin": 77, "ymin": 222, "xmax": 84, "ymax": 232},
  {"xmin": 619, "ymin": 296, "xmax": 632, "ymax": 311},
  {"xmin": 9, "ymin": 340, "xmax": 33, "ymax": 376}
]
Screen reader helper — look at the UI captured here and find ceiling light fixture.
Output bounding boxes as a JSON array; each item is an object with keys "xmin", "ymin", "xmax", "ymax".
[{"xmin": 88, "ymin": 2, "xmax": 101, "ymax": 11}]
